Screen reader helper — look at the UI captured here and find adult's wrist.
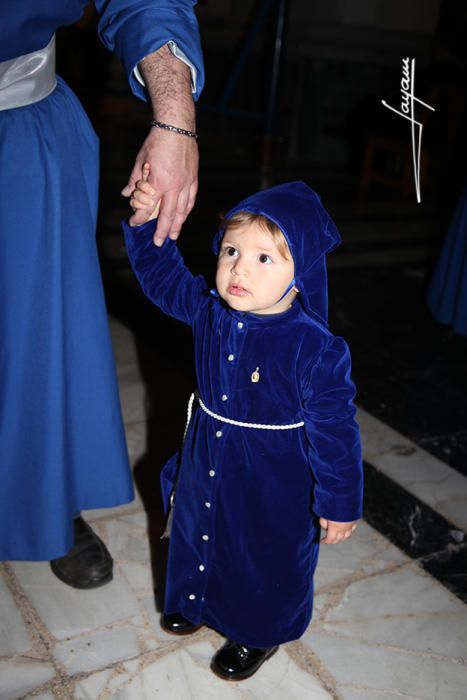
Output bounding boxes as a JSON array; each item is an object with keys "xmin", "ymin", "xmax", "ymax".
[
  {"xmin": 140, "ymin": 45, "xmax": 196, "ymax": 132},
  {"xmin": 150, "ymin": 120, "xmax": 198, "ymax": 139}
]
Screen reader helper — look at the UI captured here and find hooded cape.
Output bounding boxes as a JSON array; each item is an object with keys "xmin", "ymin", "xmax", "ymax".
[{"xmin": 213, "ymin": 181, "xmax": 341, "ymax": 325}]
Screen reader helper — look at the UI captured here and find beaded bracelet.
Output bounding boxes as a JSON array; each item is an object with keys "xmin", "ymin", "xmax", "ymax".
[{"xmin": 150, "ymin": 120, "xmax": 198, "ymax": 139}]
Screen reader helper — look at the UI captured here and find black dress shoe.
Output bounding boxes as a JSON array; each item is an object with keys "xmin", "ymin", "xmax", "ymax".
[
  {"xmin": 211, "ymin": 640, "xmax": 279, "ymax": 680},
  {"xmin": 50, "ymin": 517, "xmax": 113, "ymax": 589},
  {"xmin": 160, "ymin": 612, "xmax": 202, "ymax": 635}
]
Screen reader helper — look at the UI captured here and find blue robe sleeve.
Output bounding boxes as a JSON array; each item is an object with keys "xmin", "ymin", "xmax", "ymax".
[
  {"xmin": 94, "ymin": 0, "xmax": 204, "ymax": 101},
  {"xmin": 123, "ymin": 219, "xmax": 208, "ymax": 325},
  {"xmin": 302, "ymin": 336, "xmax": 364, "ymax": 522}
]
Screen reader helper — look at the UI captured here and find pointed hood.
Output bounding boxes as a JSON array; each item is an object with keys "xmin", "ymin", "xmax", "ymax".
[{"xmin": 213, "ymin": 181, "xmax": 341, "ymax": 325}]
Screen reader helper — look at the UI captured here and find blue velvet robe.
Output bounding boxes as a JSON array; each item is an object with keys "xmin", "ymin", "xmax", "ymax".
[
  {"xmin": 123, "ymin": 182, "xmax": 363, "ymax": 646},
  {"xmin": 427, "ymin": 185, "xmax": 467, "ymax": 336},
  {"xmin": 0, "ymin": 1, "xmax": 203, "ymax": 560}
]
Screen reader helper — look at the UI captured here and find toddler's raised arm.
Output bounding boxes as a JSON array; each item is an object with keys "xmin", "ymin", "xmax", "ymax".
[{"xmin": 122, "ymin": 168, "xmax": 208, "ymax": 325}]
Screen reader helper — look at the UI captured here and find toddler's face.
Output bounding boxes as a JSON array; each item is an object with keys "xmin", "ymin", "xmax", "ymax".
[{"xmin": 216, "ymin": 221, "xmax": 296, "ymax": 315}]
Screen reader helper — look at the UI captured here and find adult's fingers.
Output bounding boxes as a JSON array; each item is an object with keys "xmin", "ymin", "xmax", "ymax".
[
  {"xmin": 121, "ymin": 160, "xmax": 142, "ymax": 197},
  {"xmin": 167, "ymin": 189, "xmax": 191, "ymax": 241},
  {"xmin": 187, "ymin": 179, "xmax": 198, "ymax": 215},
  {"xmin": 153, "ymin": 190, "xmax": 179, "ymax": 246}
]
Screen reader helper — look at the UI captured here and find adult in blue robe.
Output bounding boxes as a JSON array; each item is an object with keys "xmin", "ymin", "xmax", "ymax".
[
  {"xmin": 427, "ymin": 185, "xmax": 467, "ymax": 336},
  {"xmin": 123, "ymin": 182, "xmax": 363, "ymax": 649},
  {"xmin": 0, "ymin": 1, "xmax": 204, "ymax": 564}
]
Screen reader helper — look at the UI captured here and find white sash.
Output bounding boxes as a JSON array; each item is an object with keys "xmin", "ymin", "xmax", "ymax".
[{"xmin": 0, "ymin": 35, "xmax": 57, "ymax": 111}]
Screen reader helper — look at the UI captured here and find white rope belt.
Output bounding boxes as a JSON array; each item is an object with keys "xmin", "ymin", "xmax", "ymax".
[{"xmin": 185, "ymin": 392, "xmax": 304, "ymax": 432}]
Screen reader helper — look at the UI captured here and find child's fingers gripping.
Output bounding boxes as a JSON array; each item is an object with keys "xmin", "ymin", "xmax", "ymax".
[
  {"xmin": 142, "ymin": 162, "xmax": 150, "ymax": 182},
  {"xmin": 131, "ymin": 189, "xmax": 155, "ymax": 207},
  {"xmin": 135, "ymin": 180, "xmax": 156, "ymax": 196},
  {"xmin": 129, "ymin": 197, "xmax": 146, "ymax": 211},
  {"xmin": 129, "ymin": 196, "xmax": 149, "ymax": 211},
  {"xmin": 320, "ymin": 520, "xmax": 358, "ymax": 544}
]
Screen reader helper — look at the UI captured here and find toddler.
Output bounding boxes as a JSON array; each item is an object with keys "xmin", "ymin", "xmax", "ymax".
[{"xmin": 123, "ymin": 167, "xmax": 363, "ymax": 680}]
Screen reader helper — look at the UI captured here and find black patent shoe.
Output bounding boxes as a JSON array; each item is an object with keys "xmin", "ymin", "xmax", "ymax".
[
  {"xmin": 50, "ymin": 517, "xmax": 113, "ymax": 589},
  {"xmin": 211, "ymin": 640, "xmax": 279, "ymax": 680},
  {"xmin": 160, "ymin": 612, "xmax": 202, "ymax": 635}
]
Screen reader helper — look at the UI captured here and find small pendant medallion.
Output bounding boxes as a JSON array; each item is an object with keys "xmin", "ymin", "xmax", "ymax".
[{"xmin": 251, "ymin": 367, "xmax": 260, "ymax": 383}]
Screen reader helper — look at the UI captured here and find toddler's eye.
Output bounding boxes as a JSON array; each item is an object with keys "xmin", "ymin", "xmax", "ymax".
[
  {"xmin": 224, "ymin": 246, "xmax": 238, "ymax": 257},
  {"xmin": 259, "ymin": 254, "xmax": 272, "ymax": 264}
]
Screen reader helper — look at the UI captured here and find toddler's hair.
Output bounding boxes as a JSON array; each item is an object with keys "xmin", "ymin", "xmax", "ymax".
[{"xmin": 220, "ymin": 211, "xmax": 291, "ymax": 260}]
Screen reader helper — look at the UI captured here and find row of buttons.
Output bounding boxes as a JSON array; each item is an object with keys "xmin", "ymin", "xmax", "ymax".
[
  {"xmin": 224, "ymin": 325, "xmax": 243, "ymax": 401},
  {"xmin": 187, "ymin": 465, "xmax": 217, "ymax": 601},
  {"xmin": 187, "ymin": 321, "xmax": 244, "ymax": 602}
]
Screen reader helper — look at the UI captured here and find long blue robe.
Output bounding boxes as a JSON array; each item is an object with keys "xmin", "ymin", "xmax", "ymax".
[
  {"xmin": 0, "ymin": 1, "xmax": 204, "ymax": 560},
  {"xmin": 427, "ymin": 186, "xmax": 467, "ymax": 336},
  {"xmin": 123, "ymin": 182, "xmax": 363, "ymax": 647}
]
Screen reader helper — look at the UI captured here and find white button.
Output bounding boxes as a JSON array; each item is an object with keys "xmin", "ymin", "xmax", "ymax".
[
  {"xmin": 237, "ymin": 322, "xmax": 244, "ymax": 329},
  {"xmin": 199, "ymin": 565, "xmax": 205, "ymax": 571},
  {"xmin": 209, "ymin": 470, "xmax": 215, "ymax": 477},
  {"xmin": 202, "ymin": 534, "xmax": 209, "ymax": 541},
  {"xmin": 221, "ymin": 394, "xmax": 228, "ymax": 401},
  {"xmin": 188, "ymin": 593, "xmax": 196, "ymax": 600},
  {"xmin": 216, "ymin": 430, "xmax": 222, "ymax": 437},
  {"xmin": 228, "ymin": 354, "xmax": 234, "ymax": 361},
  {"xmin": 205, "ymin": 501, "xmax": 211, "ymax": 508}
]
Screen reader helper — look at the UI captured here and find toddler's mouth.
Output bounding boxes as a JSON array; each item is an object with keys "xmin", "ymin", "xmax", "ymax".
[{"xmin": 227, "ymin": 284, "xmax": 249, "ymax": 296}]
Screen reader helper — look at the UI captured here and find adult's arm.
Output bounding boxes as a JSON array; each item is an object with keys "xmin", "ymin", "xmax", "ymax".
[{"xmin": 94, "ymin": 0, "xmax": 204, "ymax": 244}]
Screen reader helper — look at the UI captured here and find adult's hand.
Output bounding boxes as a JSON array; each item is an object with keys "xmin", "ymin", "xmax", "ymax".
[
  {"xmin": 123, "ymin": 126, "xmax": 198, "ymax": 246},
  {"xmin": 122, "ymin": 44, "xmax": 198, "ymax": 246}
]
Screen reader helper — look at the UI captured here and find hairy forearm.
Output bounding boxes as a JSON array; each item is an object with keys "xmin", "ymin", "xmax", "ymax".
[{"xmin": 140, "ymin": 45, "xmax": 196, "ymax": 131}]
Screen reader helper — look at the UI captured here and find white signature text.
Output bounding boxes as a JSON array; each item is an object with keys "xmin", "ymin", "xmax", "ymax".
[{"xmin": 381, "ymin": 58, "xmax": 435, "ymax": 203}]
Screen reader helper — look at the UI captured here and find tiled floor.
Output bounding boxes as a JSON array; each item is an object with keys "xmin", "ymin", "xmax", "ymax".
[{"xmin": 1, "ymin": 319, "xmax": 466, "ymax": 700}]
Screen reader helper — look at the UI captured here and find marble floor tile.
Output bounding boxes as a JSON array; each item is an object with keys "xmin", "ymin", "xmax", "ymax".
[
  {"xmin": 0, "ymin": 573, "xmax": 33, "ymax": 656},
  {"xmin": 11, "ymin": 563, "xmax": 140, "ymax": 640},
  {"xmin": 109, "ymin": 319, "xmax": 140, "ymax": 369},
  {"xmin": 314, "ymin": 521, "xmax": 406, "ymax": 592},
  {"xmin": 119, "ymin": 561, "xmax": 154, "ymax": 595},
  {"xmin": 116, "ymin": 363, "xmax": 143, "ymax": 387},
  {"xmin": 119, "ymin": 511, "xmax": 149, "ymax": 529},
  {"xmin": 0, "ymin": 660, "xmax": 55, "ymax": 700},
  {"xmin": 141, "ymin": 594, "xmax": 191, "ymax": 644},
  {"xmin": 53, "ymin": 626, "xmax": 141, "ymax": 675},
  {"xmin": 124, "ymin": 420, "xmax": 147, "ymax": 466},
  {"xmin": 77, "ymin": 640, "xmax": 334, "ymax": 700},
  {"xmin": 118, "ymin": 381, "xmax": 147, "ymax": 424},
  {"xmin": 74, "ymin": 668, "xmax": 114, "ymax": 699},
  {"xmin": 321, "ymin": 564, "xmax": 467, "ymax": 657},
  {"xmin": 100, "ymin": 518, "xmax": 151, "ymax": 563},
  {"xmin": 2, "ymin": 314, "xmax": 465, "ymax": 700},
  {"xmin": 303, "ymin": 631, "xmax": 467, "ymax": 700},
  {"xmin": 338, "ymin": 690, "xmax": 423, "ymax": 700},
  {"xmin": 84, "ymin": 494, "xmax": 144, "ymax": 522},
  {"xmin": 318, "ymin": 520, "xmax": 407, "ymax": 569},
  {"xmin": 358, "ymin": 408, "xmax": 467, "ymax": 532}
]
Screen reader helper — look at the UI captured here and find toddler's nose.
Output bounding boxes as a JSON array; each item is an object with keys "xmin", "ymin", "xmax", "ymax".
[{"xmin": 232, "ymin": 258, "xmax": 248, "ymax": 276}]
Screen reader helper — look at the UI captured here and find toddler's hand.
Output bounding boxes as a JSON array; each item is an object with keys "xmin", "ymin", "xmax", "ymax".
[
  {"xmin": 319, "ymin": 518, "xmax": 358, "ymax": 544},
  {"xmin": 129, "ymin": 163, "xmax": 161, "ymax": 226}
]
